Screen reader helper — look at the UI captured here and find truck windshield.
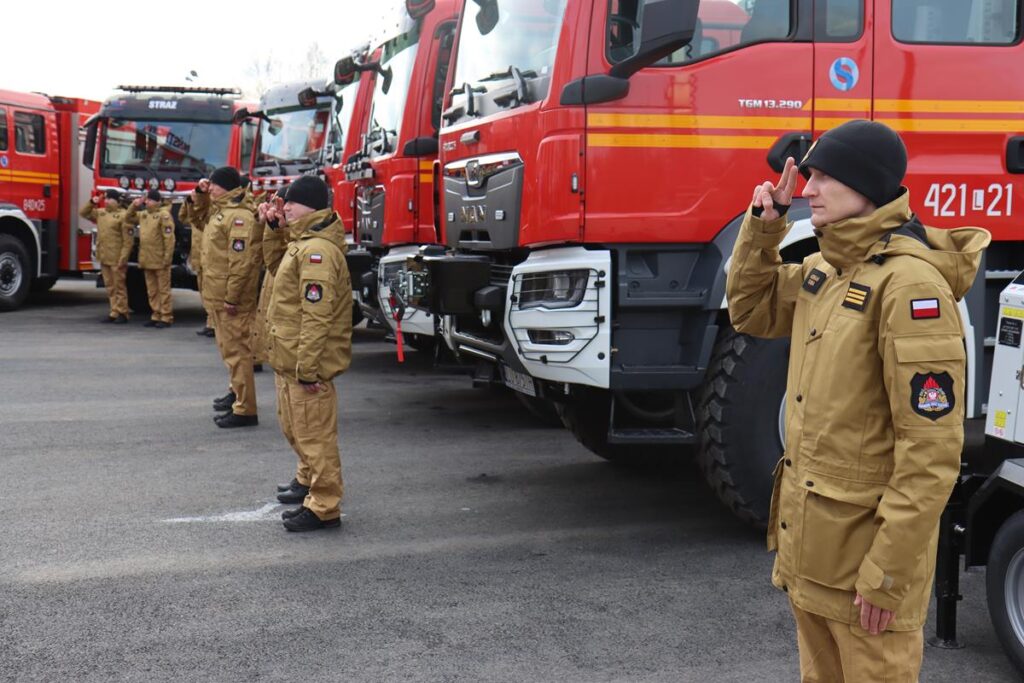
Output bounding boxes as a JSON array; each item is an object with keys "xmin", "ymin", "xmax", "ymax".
[
  {"xmin": 367, "ymin": 29, "xmax": 420, "ymax": 157},
  {"xmin": 452, "ymin": 0, "xmax": 568, "ymax": 104},
  {"xmin": 101, "ymin": 119, "xmax": 231, "ymax": 178},
  {"xmin": 258, "ymin": 106, "xmax": 332, "ymax": 165}
]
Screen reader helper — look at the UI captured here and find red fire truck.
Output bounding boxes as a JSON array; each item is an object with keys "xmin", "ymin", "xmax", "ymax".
[
  {"xmin": 0, "ymin": 90, "xmax": 99, "ymax": 310},
  {"xmin": 424, "ymin": 0, "xmax": 1024, "ymax": 524},
  {"xmin": 341, "ymin": 0, "xmax": 462, "ymax": 351},
  {"xmin": 82, "ymin": 85, "xmax": 255, "ymax": 311}
]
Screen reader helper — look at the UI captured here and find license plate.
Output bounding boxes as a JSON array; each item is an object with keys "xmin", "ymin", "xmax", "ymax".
[{"xmin": 501, "ymin": 365, "xmax": 536, "ymax": 397}]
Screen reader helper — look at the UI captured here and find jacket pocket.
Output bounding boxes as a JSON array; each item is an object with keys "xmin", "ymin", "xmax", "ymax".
[
  {"xmin": 269, "ymin": 326, "xmax": 298, "ymax": 377},
  {"xmin": 798, "ymin": 471, "xmax": 884, "ymax": 591}
]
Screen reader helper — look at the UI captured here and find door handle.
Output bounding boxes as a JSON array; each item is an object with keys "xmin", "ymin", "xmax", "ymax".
[
  {"xmin": 1007, "ymin": 136, "xmax": 1024, "ymax": 174},
  {"xmin": 767, "ymin": 132, "xmax": 812, "ymax": 173}
]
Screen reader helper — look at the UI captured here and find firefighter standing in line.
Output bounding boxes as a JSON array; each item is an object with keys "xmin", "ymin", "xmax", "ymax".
[
  {"xmin": 179, "ymin": 197, "xmax": 215, "ymax": 337},
  {"xmin": 727, "ymin": 120, "xmax": 991, "ymax": 681},
  {"xmin": 248, "ymin": 178, "xmax": 269, "ymax": 375},
  {"xmin": 190, "ymin": 167, "xmax": 262, "ymax": 428},
  {"xmin": 264, "ymin": 176, "xmax": 352, "ymax": 532},
  {"xmin": 79, "ymin": 190, "xmax": 133, "ymax": 323},
  {"xmin": 125, "ymin": 190, "xmax": 175, "ymax": 328}
]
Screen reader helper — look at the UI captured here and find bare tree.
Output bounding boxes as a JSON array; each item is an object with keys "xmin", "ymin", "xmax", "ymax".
[{"xmin": 244, "ymin": 42, "xmax": 332, "ymax": 98}]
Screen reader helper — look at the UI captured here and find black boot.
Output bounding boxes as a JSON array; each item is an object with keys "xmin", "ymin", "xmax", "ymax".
[
  {"xmin": 277, "ymin": 478, "xmax": 299, "ymax": 493},
  {"xmin": 154, "ymin": 321, "xmax": 170, "ymax": 329},
  {"xmin": 212, "ymin": 392, "xmax": 236, "ymax": 411},
  {"xmin": 203, "ymin": 327, "xmax": 216, "ymax": 337},
  {"xmin": 281, "ymin": 507, "xmax": 305, "ymax": 520},
  {"xmin": 196, "ymin": 326, "xmax": 213, "ymax": 337},
  {"xmin": 113, "ymin": 315, "xmax": 129, "ymax": 324},
  {"xmin": 100, "ymin": 316, "xmax": 116, "ymax": 323},
  {"xmin": 144, "ymin": 320, "xmax": 159, "ymax": 327},
  {"xmin": 282, "ymin": 507, "xmax": 340, "ymax": 532},
  {"xmin": 276, "ymin": 482, "xmax": 310, "ymax": 504},
  {"xmin": 214, "ymin": 413, "xmax": 258, "ymax": 428}
]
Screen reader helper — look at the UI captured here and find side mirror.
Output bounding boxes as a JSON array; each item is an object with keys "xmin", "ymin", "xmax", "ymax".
[
  {"xmin": 473, "ymin": 0, "xmax": 499, "ymax": 36},
  {"xmin": 334, "ymin": 57, "xmax": 358, "ymax": 86},
  {"xmin": 405, "ymin": 0, "xmax": 435, "ymax": 19},
  {"xmin": 380, "ymin": 66, "xmax": 394, "ymax": 95},
  {"xmin": 609, "ymin": 0, "xmax": 698, "ymax": 79},
  {"xmin": 231, "ymin": 107, "xmax": 251, "ymax": 125},
  {"xmin": 268, "ymin": 119, "xmax": 283, "ymax": 136},
  {"xmin": 82, "ymin": 115, "xmax": 100, "ymax": 170}
]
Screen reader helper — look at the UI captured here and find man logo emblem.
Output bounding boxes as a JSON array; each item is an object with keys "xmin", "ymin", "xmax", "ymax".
[
  {"xmin": 459, "ymin": 205, "xmax": 487, "ymax": 224},
  {"xmin": 465, "ymin": 160, "xmax": 482, "ymax": 188}
]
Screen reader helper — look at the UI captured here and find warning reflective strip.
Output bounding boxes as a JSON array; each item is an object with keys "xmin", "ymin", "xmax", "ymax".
[
  {"xmin": 812, "ymin": 98, "xmax": 871, "ymax": 112},
  {"xmin": 0, "ymin": 171, "xmax": 60, "ymax": 181},
  {"xmin": 588, "ymin": 113, "xmax": 811, "ymax": 130},
  {"xmin": 0, "ymin": 169, "xmax": 59, "ymax": 179},
  {"xmin": 879, "ymin": 118, "xmax": 1024, "ymax": 133},
  {"xmin": 418, "ymin": 174, "xmax": 433, "ymax": 182},
  {"xmin": 876, "ymin": 99, "xmax": 1024, "ymax": 114},
  {"xmin": 418, "ymin": 161, "xmax": 434, "ymax": 170},
  {"xmin": 587, "ymin": 133, "xmax": 777, "ymax": 149}
]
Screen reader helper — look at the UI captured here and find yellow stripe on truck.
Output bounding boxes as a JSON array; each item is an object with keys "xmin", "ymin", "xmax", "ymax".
[
  {"xmin": 588, "ymin": 133, "xmax": 776, "ymax": 149},
  {"xmin": 588, "ymin": 113, "xmax": 811, "ymax": 130}
]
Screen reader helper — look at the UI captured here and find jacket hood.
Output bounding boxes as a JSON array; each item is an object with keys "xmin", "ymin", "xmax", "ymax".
[
  {"xmin": 816, "ymin": 190, "xmax": 991, "ymax": 299},
  {"xmin": 295, "ymin": 209, "xmax": 347, "ymax": 255}
]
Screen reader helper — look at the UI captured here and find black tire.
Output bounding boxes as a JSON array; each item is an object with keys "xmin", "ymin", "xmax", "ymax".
[
  {"xmin": 126, "ymin": 267, "xmax": 151, "ymax": 315},
  {"xmin": 30, "ymin": 276, "xmax": 58, "ymax": 293},
  {"xmin": 987, "ymin": 509, "xmax": 1024, "ymax": 675},
  {"xmin": 0, "ymin": 234, "xmax": 32, "ymax": 311},
  {"xmin": 514, "ymin": 391, "xmax": 562, "ymax": 427},
  {"xmin": 698, "ymin": 326, "xmax": 790, "ymax": 528}
]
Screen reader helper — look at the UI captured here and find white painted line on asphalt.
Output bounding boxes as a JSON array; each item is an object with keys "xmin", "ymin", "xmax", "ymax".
[{"xmin": 161, "ymin": 503, "xmax": 282, "ymax": 523}]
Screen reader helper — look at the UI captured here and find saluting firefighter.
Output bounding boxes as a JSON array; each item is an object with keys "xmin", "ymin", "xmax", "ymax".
[
  {"xmin": 246, "ymin": 175, "xmax": 269, "ymax": 374},
  {"xmin": 79, "ymin": 190, "xmax": 133, "ymax": 323},
  {"xmin": 727, "ymin": 120, "xmax": 990, "ymax": 681},
  {"xmin": 264, "ymin": 176, "xmax": 352, "ymax": 532},
  {"xmin": 190, "ymin": 167, "xmax": 263, "ymax": 428},
  {"xmin": 179, "ymin": 197, "xmax": 215, "ymax": 337},
  {"xmin": 124, "ymin": 189, "xmax": 176, "ymax": 328}
]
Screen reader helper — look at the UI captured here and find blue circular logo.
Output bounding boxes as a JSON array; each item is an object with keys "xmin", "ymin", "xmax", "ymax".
[
  {"xmin": 829, "ymin": 57, "xmax": 859, "ymax": 92},
  {"xmin": 0, "ymin": 155, "xmax": 8, "ymax": 169}
]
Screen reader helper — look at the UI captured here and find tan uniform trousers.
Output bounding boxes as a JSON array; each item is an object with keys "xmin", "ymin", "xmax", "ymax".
[
  {"xmin": 791, "ymin": 601, "xmax": 923, "ymax": 683},
  {"xmin": 211, "ymin": 308, "xmax": 257, "ymax": 416},
  {"xmin": 100, "ymin": 264, "xmax": 128, "ymax": 318},
  {"xmin": 196, "ymin": 270, "xmax": 214, "ymax": 329},
  {"xmin": 144, "ymin": 268, "xmax": 173, "ymax": 323},
  {"xmin": 275, "ymin": 374, "xmax": 342, "ymax": 521},
  {"xmin": 251, "ymin": 272, "xmax": 273, "ymax": 365}
]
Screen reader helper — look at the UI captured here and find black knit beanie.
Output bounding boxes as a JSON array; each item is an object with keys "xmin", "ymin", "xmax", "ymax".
[
  {"xmin": 146, "ymin": 189, "xmax": 162, "ymax": 202},
  {"xmin": 798, "ymin": 120, "xmax": 907, "ymax": 208},
  {"xmin": 209, "ymin": 166, "xmax": 242, "ymax": 192},
  {"xmin": 285, "ymin": 176, "xmax": 329, "ymax": 211},
  {"xmin": 105, "ymin": 189, "xmax": 122, "ymax": 201}
]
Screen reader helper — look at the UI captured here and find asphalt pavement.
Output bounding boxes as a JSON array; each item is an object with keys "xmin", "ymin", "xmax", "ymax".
[{"xmin": 0, "ymin": 280, "xmax": 1018, "ymax": 682}]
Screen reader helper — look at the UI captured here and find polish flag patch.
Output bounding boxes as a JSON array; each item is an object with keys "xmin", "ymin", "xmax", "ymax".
[
  {"xmin": 310, "ymin": 253, "xmax": 322, "ymax": 264},
  {"xmin": 911, "ymin": 298, "xmax": 940, "ymax": 320}
]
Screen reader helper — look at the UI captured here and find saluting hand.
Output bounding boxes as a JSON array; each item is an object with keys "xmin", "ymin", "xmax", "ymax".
[
  {"xmin": 752, "ymin": 156, "xmax": 798, "ymax": 222},
  {"xmin": 91, "ymin": 195, "xmax": 101, "ymax": 206},
  {"xmin": 132, "ymin": 197, "xmax": 144, "ymax": 208},
  {"xmin": 197, "ymin": 178, "xmax": 211, "ymax": 193},
  {"xmin": 301, "ymin": 381, "xmax": 325, "ymax": 394}
]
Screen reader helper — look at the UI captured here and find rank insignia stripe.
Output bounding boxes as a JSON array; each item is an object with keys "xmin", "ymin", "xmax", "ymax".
[
  {"xmin": 911, "ymin": 298, "xmax": 940, "ymax": 320},
  {"xmin": 802, "ymin": 268, "xmax": 827, "ymax": 294},
  {"xmin": 842, "ymin": 283, "xmax": 871, "ymax": 311}
]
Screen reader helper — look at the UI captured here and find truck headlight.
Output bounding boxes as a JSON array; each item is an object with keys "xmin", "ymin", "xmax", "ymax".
[{"xmin": 517, "ymin": 270, "xmax": 589, "ymax": 310}]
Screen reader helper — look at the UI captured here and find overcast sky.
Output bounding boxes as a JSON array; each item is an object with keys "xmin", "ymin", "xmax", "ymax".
[{"xmin": 6, "ymin": 1, "xmax": 409, "ymax": 101}]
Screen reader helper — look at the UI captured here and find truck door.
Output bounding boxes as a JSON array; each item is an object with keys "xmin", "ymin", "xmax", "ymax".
[
  {"xmin": 10, "ymin": 107, "xmax": 59, "ymax": 225},
  {"xmin": 584, "ymin": 0, "xmax": 815, "ymax": 245},
  {"xmin": 873, "ymin": 0, "xmax": 1024, "ymax": 417},
  {"xmin": 813, "ymin": 1, "xmax": 873, "ymax": 138},
  {"xmin": 0, "ymin": 107, "xmax": 9, "ymax": 205}
]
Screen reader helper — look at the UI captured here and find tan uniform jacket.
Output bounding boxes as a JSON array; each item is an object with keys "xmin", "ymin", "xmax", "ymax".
[
  {"xmin": 178, "ymin": 201, "xmax": 203, "ymax": 272},
  {"xmin": 124, "ymin": 204, "xmax": 175, "ymax": 269},
  {"xmin": 727, "ymin": 192, "xmax": 990, "ymax": 630},
  {"xmin": 266, "ymin": 209, "xmax": 352, "ymax": 383},
  {"xmin": 79, "ymin": 200, "xmax": 132, "ymax": 266},
  {"xmin": 192, "ymin": 188, "xmax": 262, "ymax": 310}
]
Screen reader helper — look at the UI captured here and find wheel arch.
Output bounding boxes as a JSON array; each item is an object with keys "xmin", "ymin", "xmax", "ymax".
[
  {"xmin": 966, "ymin": 460, "xmax": 1024, "ymax": 567},
  {"xmin": 0, "ymin": 209, "xmax": 41, "ymax": 277}
]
